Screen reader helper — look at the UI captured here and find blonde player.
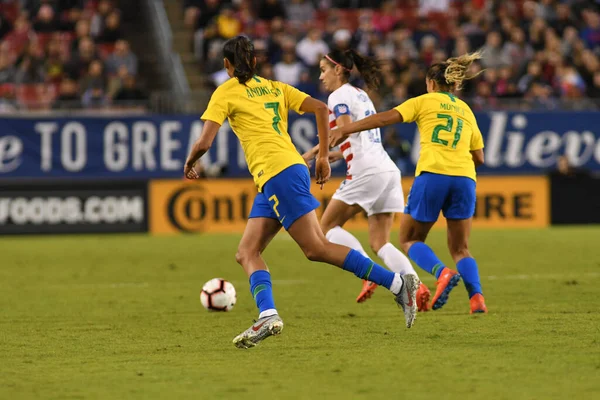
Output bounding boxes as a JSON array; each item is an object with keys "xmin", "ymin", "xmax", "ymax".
[
  {"xmin": 303, "ymin": 49, "xmax": 430, "ymax": 310},
  {"xmin": 331, "ymin": 51, "xmax": 488, "ymax": 314},
  {"xmin": 185, "ymin": 36, "xmax": 420, "ymax": 349}
]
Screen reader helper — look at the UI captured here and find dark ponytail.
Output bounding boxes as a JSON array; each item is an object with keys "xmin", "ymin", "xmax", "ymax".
[
  {"xmin": 323, "ymin": 49, "xmax": 382, "ymax": 91},
  {"xmin": 223, "ymin": 36, "xmax": 256, "ymax": 84}
]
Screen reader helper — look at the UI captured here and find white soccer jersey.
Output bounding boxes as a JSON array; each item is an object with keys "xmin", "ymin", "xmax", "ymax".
[{"xmin": 328, "ymin": 83, "xmax": 398, "ymax": 179}]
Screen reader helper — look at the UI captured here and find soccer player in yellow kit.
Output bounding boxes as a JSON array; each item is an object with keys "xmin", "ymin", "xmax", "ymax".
[
  {"xmin": 184, "ymin": 36, "xmax": 420, "ymax": 349},
  {"xmin": 331, "ymin": 51, "xmax": 488, "ymax": 314}
]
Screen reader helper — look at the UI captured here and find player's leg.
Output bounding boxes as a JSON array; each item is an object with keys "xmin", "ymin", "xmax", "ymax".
[
  {"xmin": 287, "ymin": 210, "xmax": 419, "ymax": 328},
  {"xmin": 444, "ymin": 176, "xmax": 486, "ymax": 313},
  {"xmin": 232, "ymin": 195, "xmax": 283, "ymax": 349},
  {"xmin": 369, "ymin": 212, "xmax": 431, "ymax": 310},
  {"xmin": 320, "ymin": 198, "xmax": 365, "ymax": 256},
  {"xmin": 401, "ymin": 173, "xmax": 461, "ymax": 310},
  {"xmin": 321, "ymin": 198, "xmax": 377, "ymax": 303},
  {"xmin": 369, "ymin": 213, "xmax": 416, "ymax": 275},
  {"xmin": 264, "ymin": 164, "xmax": 418, "ymax": 327}
]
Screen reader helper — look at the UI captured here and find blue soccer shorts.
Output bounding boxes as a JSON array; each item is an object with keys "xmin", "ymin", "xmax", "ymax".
[
  {"xmin": 249, "ymin": 164, "xmax": 320, "ymax": 230},
  {"xmin": 405, "ymin": 172, "xmax": 476, "ymax": 223}
]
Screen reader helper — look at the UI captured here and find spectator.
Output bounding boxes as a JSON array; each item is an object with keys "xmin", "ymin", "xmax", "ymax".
[
  {"xmin": 192, "ymin": 0, "xmax": 225, "ymax": 61},
  {"xmin": 382, "ymin": 83, "xmax": 408, "ymax": 111},
  {"xmin": 72, "ymin": 19, "xmax": 91, "ymax": 54},
  {"xmin": 502, "ymin": 28, "xmax": 534, "ymax": 72},
  {"xmin": 419, "ymin": 0, "xmax": 450, "ymax": 16},
  {"xmin": 258, "ymin": 63, "xmax": 274, "ymax": 80},
  {"xmin": 296, "ymin": 70, "xmax": 318, "ymax": 98},
  {"xmin": 105, "ymin": 39, "xmax": 138, "ymax": 76},
  {"xmin": 80, "ymin": 59, "xmax": 106, "ymax": 91},
  {"xmin": 518, "ymin": 61, "xmax": 544, "ymax": 94},
  {"xmin": 113, "ymin": 74, "xmax": 147, "ymax": 104},
  {"xmin": 66, "ymin": 36, "xmax": 97, "ymax": 80},
  {"xmin": 0, "ymin": 49, "xmax": 16, "ymax": 84},
  {"xmin": 33, "ymin": 4, "xmax": 60, "ymax": 33},
  {"xmin": 15, "ymin": 41, "xmax": 45, "ymax": 84},
  {"xmin": 96, "ymin": 10, "xmax": 123, "ymax": 43},
  {"xmin": 580, "ymin": 8, "xmax": 600, "ymax": 51},
  {"xmin": 273, "ymin": 51, "xmax": 304, "ymax": 86},
  {"xmin": 257, "ymin": 0, "xmax": 286, "ymax": 22},
  {"xmin": 587, "ymin": 70, "xmax": 600, "ymax": 99},
  {"xmin": 554, "ymin": 3, "xmax": 575, "ymax": 36},
  {"xmin": 82, "ymin": 84, "xmax": 108, "ymax": 108},
  {"xmin": 4, "ymin": 14, "xmax": 35, "ymax": 56},
  {"xmin": 332, "ymin": 29, "xmax": 352, "ymax": 51},
  {"xmin": 53, "ymin": 77, "xmax": 81, "ymax": 109},
  {"xmin": 382, "ymin": 127, "xmax": 411, "ymax": 172},
  {"xmin": 0, "ymin": 12, "xmax": 12, "ymax": 40},
  {"xmin": 284, "ymin": 0, "xmax": 314, "ymax": 30},
  {"xmin": 216, "ymin": 6, "xmax": 241, "ymax": 40},
  {"xmin": 296, "ymin": 29, "xmax": 329, "ymax": 70},
  {"xmin": 45, "ymin": 38, "xmax": 66, "ymax": 83},
  {"xmin": 481, "ymin": 31, "xmax": 509, "ymax": 69},
  {"xmin": 373, "ymin": 1, "xmax": 398, "ymax": 34},
  {"xmin": 550, "ymin": 155, "xmax": 590, "ymax": 179},
  {"xmin": 90, "ymin": 0, "xmax": 114, "ymax": 38}
]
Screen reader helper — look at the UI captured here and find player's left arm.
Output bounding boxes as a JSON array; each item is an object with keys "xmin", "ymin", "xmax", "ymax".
[
  {"xmin": 299, "ymin": 96, "xmax": 331, "ymax": 186},
  {"xmin": 469, "ymin": 116, "xmax": 485, "ymax": 168},
  {"xmin": 184, "ymin": 120, "xmax": 221, "ymax": 179}
]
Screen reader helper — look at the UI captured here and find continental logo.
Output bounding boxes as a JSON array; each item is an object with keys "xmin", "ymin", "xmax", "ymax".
[
  {"xmin": 150, "ymin": 180, "xmax": 255, "ymax": 234},
  {"xmin": 149, "ymin": 176, "xmax": 549, "ymax": 234}
]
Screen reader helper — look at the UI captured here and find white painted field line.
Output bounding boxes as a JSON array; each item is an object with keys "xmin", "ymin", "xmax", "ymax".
[
  {"xmin": 485, "ymin": 272, "xmax": 600, "ymax": 281},
  {"xmin": 46, "ymin": 272, "xmax": 599, "ymax": 291}
]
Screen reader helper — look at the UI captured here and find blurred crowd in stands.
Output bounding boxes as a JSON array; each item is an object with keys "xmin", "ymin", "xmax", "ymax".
[
  {"xmin": 184, "ymin": 0, "xmax": 600, "ymax": 112},
  {"xmin": 0, "ymin": 0, "xmax": 147, "ymax": 112}
]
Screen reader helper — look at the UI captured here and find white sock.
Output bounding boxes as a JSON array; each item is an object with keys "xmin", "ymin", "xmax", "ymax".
[
  {"xmin": 326, "ymin": 226, "xmax": 368, "ymax": 257},
  {"xmin": 377, "ymin": 242, "xmax": 418, "ymax": 278},
  {"xmin": 390, "ymin": 274, "xmax": 403, "ymax": 295},
  {"xmin": 259, "ymin": 309, "xmax": 278, "ymax": 319}
]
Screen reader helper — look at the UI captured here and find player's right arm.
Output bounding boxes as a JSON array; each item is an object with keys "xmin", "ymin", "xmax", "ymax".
[
  {"xmin": 185, "ymin": 86, "xmax": 228, "ymax": 179},
  {"xmin": 331, "ymin": 97, "xmax": 419, "ymax": 146}
]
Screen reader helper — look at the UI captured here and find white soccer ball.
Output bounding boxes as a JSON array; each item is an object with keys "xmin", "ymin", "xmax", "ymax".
[{"xmin": 200, "ymin": 278, "xmax": 237, "ymax": 311}]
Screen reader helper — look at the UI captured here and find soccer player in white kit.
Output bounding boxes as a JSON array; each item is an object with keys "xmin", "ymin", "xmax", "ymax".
[{"xmin": 303, "ymin": 49, "xmax": 431, "ymax": 310}]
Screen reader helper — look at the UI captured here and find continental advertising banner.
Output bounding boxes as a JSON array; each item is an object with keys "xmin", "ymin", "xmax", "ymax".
[
  {"xmin": 0, "ymin": 112, "xmax": 598, "ymax": 179},
  {"xmin": 149, "ymin": 176, "xmax": 549, "ymax": 235}
]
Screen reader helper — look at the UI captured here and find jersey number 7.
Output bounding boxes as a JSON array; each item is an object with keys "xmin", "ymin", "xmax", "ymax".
[
  {"xmin": 265, "ymin": 102, "xmax": 282, "ymax": 135},
  {"xmin": 432, "ymin": 113, "xmax": 463, "ymax": 149}
]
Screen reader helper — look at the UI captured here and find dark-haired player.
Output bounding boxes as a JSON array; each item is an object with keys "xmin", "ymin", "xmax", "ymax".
[
  {"xmin": 185, "ymin": 36, "xmax": 420, "ymax": 349},
  {"xmin": 303, "ymin": 49, "xmax": 431, "ymax": 309}
]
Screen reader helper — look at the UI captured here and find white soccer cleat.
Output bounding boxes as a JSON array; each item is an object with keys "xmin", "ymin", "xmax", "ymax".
[
  {"xmin": 394, "ymin": 274, "xmax": 419, "ymax": 328},
  {"xmin": 232, "ymin": 314, "xmax": 284, "ymax": 349}
]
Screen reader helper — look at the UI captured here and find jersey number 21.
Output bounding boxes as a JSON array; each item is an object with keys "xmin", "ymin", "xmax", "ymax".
[{"xmin": 432, "ymin": 113, "xmax": 463, "ymax": 149}]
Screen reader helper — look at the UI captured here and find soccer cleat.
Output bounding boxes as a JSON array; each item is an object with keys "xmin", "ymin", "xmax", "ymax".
[
  {"xmin": 394, "ymin": 274, "xmax": 419, "ymax": 328},
  {"xmin": 470, "ymin": 293, "xmax": 488, "ymax": 314},
  {"xmin": 431, "ymin": 268, "xmax": 461, "ymax": 311},
  {"xmin": 416, "ymin": 282, "xmax": 431, "ymax": 312},
  {"xmin": 356, "ymin": 280, "xmax": 378, "ymax": 303},
  {"xmin": 232, "ymin": 314, "xmax": 284, "ymax": 349}
]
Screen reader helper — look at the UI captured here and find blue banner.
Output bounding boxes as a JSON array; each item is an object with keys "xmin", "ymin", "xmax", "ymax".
[{"xmin": 0, "ymin": 112, "xmax": 598, "ymax": 179}]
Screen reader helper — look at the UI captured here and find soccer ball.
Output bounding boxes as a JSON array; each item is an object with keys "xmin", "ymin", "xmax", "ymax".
[{"xmin": 200, "ymin": 278, "xmax": 236, "ymax": 311}]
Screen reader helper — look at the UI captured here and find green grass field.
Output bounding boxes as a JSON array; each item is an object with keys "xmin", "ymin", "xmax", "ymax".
[{"xmin": 1, "ymin": 227, "xmax": 599, "ymax": 400}]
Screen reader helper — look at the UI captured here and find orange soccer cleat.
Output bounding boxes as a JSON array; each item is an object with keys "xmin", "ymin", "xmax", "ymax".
[
  {"xmin": 430, "ymin": 268, "xmax": 462, "ymax": 310},
  {"xmin": 356, "ymin": 280, "xmax": 378, "ymax": 303},
  {"xmin": 416, "ymin": 282, "xmax": 431, "ymax": 312},
  {"xmin": 470, "ymin": 293, "xmax": 488, "ymax": 314}
]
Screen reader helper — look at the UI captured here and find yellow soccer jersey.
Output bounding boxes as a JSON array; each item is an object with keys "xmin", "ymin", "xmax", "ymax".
[
  {"xmin": 201, "ymin": 76, "xmax": 309, "ymax": 190},
  {"xmin": 395, "ymin": 92, "xmax": 484, "ymax": 181}
]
